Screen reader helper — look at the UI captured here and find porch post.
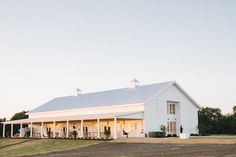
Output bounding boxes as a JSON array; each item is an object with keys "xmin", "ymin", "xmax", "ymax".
[
  {"xmin": 80, "ymin": 120, "xmax": 83, "ymax": 138},
  {"xmin": 53, "ymin": 121, "xmax": 56, "ymax": 138},
  {"xmin": 20, "ymin": 123, "xmax": 23, "ymax": 138},
  {"xmin": 41, "ymin": 122, "xmax": 44, "ymax": 138},
  {"xmin": 114, "ymin": 117, "xmax": 117, "ymax": 139},
  {"xmin": 11, "ymin": 123, "xmax": 13, "ymax": 138},
  {"xmin": 3, "ymin": 123, "xmax": 5, "ymax": 137},
  {"xmin": 142, "ymin": 119, "xmax": 145, "ymax": 136},
  {"xmin": 97, "ymin": 119, "xmax": 100, "ymax": 139},
  {"xmin": 66, "ymin": 120, "xmax": 69, "ymax": 138},
  {"xmin": 30, "ymin": 122, "xmax": 33, "ymax": 138}
]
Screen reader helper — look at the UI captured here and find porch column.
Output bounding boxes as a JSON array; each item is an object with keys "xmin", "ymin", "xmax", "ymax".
[
  {"xmin": 80, "ymin": 120, "xmax": 83, "ymax": 138},
  {"xmin": 53, "ymin": 121, "xmax": 56, "ymax": 138},
  {"xmin": 30, "ymin": 122, "xmax": 33, "ymax": 138},
  {"xmin": 97, "ymin": 119, "xmax": 100, "ymax": 139},
  {"xmin": 66, "ymin": 120, "xmax": 69, "ymax": 138},
  {"xmin": 114, "ymin": 117, "xmax": 117, "ymax": 139},
  {"xmin": 41, "ymin": 122, "xmax": 44, "ymax": 138},
  {"xmin": 11, "ymin": 123, "xmax": 13, "ymax": 137},
  {"xmin": 3, "ymin": 123, "xmax": 5, "ymax": 137},
  {"xmin": 20, "ymin": 123, "xmax": 23, "ymax": 138},
  {"xmin": 142, "ymin": 119, "xmax": 145, "ymax": 135}
]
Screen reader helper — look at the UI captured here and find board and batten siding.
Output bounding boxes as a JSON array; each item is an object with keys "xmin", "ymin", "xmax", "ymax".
[{"xmin": 144, "ymin": 84, "xmax": 199, "ymax": 135}]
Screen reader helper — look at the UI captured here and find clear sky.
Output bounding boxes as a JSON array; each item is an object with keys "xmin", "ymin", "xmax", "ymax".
[{"xmin": 0, "ymin": 0, "xmax": 235, "ymax": 119}]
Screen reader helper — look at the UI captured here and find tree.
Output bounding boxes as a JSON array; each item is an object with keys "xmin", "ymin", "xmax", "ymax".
[
  {"xmin": 11, "ymin": 111, "xmax": 28, "ymax": 121},
  {"xmin": 198, "ymin": 107, "xmax": 223, "ymax": 135},
  {"xmin": 10, "ymin": 111, "xmax": 29, "ymax": 135},
  {"xmin": 198, "ymin": 106, "xmax": 236, "ymax": 135},
  {"xmin": 233, "ymin": 106, "xmax": 236, "ymax": 113}
]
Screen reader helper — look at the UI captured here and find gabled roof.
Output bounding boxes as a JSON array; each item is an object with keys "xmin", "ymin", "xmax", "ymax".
[{"xmin": 29, "ymin": 81, "xmax": 200, "ymax": 113}]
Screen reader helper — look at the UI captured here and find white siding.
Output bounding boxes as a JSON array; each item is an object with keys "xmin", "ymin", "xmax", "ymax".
[
  {"xmin": 144, "ymin": 84, "xmax": 198, "ymax": 135},
  {"xmin": 29, "ymin": 103, "xmax": 144, "ymax": 119},
  {"xmin": 144, "ymin": 98, "xmax": 159, "ymax": 133}
]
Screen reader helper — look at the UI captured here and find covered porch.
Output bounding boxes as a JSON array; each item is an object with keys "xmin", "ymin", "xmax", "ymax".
[{"xmin": 2, "ymin": 112, "xmax": 144, "ymax": 139}]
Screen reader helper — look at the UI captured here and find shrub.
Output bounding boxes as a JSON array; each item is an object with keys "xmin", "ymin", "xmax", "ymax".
[
  {"xmin": 172, "ymin": 134, "xmax": 177, "ymax": 137},
  {"xmin": 47, "ymin": 131, "xmax": 53, "ymax": 139},
  {"xmin": 166, "ymin": 134, "xmax": 172, "ymax": 137},
  {"xmin": 104, "ymin": 128, "xmax": 111, "ymax": 139},
  {"xmin": 160, "ymin": 125, "xmax": 166, "ymax": 133},
  {"xmin": 25, "ymin": 128, "xmax": 31, "ymax": 138},
  {"xmin": 71, "ymin": 130, "xmax": 78, "ymax": 139},
  {"xmin": 148, "ymin": 131, "xmax": 165, "ymax": 138},
  {"xmin": 201, "ymin": 133, "xmax": 210, "ymax": 136},
  {"xmin": 55, "ymin": 132, "xmax": 59, "ymax": 138}
]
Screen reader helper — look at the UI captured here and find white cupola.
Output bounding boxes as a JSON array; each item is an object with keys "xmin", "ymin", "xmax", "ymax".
[
  {"xmin": 128, "ymin": 79, "xmax": 139, "ymax": 88},
  {"xmin": 75, "ymin": 88, "xmax": 82, "ymax": 96}
]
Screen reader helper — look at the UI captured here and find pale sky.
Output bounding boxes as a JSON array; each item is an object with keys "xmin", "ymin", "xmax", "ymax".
[{"xmin": 0, "ymin": 0, "xmax": 236, "ymax": 119}]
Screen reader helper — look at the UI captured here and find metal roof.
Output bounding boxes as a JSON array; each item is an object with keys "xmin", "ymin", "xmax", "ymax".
[{"xmin": 30, "ymin": 81, "xmax": 175, "ymax": 113}]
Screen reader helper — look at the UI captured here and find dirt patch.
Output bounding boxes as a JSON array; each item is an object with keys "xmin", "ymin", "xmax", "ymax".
[
  {"xmin": 112, "ymin": 137, "xmax": 236, "ymax": 145},
  {"xmin": 31, "ymin": 142, "xmax": 236, "ymax": 157}
]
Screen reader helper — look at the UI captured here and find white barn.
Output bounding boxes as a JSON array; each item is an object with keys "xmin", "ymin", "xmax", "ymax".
[{"xmin": 2, "ymin": 80, "xmax": 200, "ymax": 139}]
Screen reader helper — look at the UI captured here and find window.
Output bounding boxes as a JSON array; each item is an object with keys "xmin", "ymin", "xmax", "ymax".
[
  {"xmin": 47, "ymin": 127, "xmax": 51, "ymax": 132},
  {"xmin": 63, "ymin": 127, "xmax": 66, "ymax": 132},
  {"xmin": 83, "ymin": 126, "xmax": 88, "ymax": 132},
  {"xmin": 167, "ymin": 102, "xmax": 176, "ymax": 114}
]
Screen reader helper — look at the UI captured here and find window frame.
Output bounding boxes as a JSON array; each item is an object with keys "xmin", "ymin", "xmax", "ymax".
[{"xmin": 167, "ymin": 102, "xmax": 177, "ymax": 115}]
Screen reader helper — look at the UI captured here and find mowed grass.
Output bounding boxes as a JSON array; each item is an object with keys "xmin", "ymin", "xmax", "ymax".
[
  {"xmin": 0, "ymin": 139, "xmax": 102, "ymax": 157},
  {"xmin": 0, "ymin": 139, "xmax": 29, "ymax": 148}
]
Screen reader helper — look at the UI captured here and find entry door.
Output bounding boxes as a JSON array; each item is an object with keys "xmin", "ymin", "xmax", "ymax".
[{"xmin": 167, "ymin": 121, "xmax": 177, "ymax": 135}]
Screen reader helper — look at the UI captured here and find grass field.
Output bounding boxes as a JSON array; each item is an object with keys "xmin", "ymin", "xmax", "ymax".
[
  {"xmin": 1, "ymin": 136, "xmax": 236, "ymax": 157},
  {"xmin": 0, "ymin": 139, "xmax": 29, "ymax": 148},
  {"xmin": 0, "ymin": 139, "xmax": 101, "ymax": 157}
]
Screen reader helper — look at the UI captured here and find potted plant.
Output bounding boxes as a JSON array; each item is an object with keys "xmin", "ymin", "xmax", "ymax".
[
  {"xmin": 160, "ymin": 125, "xmax": 166, "ymax": 137},
  {"xmin": 104, "ymin": 128, "xmax": 111, "ymax": 139},
  {"xmin": 47, "ymin": 131, "xmax": 52, "ymax": 139},
  {"xmin": 55, "ymin": 132, "xmax": 59, "ymax": 138},
  {"xmin": 71, "ymin": 130, "xmax": 78, "ymax": 139}
]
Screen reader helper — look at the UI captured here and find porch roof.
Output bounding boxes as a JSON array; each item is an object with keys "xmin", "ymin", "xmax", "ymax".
[{"xmin": 2, "ymin": 111, "xmax": 144, "ymax": 124}]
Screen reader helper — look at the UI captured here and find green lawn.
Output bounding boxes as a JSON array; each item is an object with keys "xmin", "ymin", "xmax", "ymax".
[
  {"xmin": 0, "ymin": 139, "xmax": 102, "ymax": 157},
  {"xmin": 0, "ymin": 139, "xmax": 29, "ymax": 148}
]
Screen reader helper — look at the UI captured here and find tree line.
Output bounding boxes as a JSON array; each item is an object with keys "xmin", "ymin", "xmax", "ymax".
[{"xmin": 198, "ymin": 106, "xmax": 236, "ymax": 135}]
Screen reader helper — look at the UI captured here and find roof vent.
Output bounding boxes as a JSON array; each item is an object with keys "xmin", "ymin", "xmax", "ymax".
[
  {"xmin": 128, "ymin": 79, "xmax": 139, "ymax": 88},
  {"xmin": 75, "ymin": 88, "xmax": 82, "ymax": 96}
]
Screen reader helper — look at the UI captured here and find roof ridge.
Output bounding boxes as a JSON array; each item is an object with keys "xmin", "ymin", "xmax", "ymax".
[{"xmin": 62, "ymin": 81, "xmax": 175, "ymax": 97}]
